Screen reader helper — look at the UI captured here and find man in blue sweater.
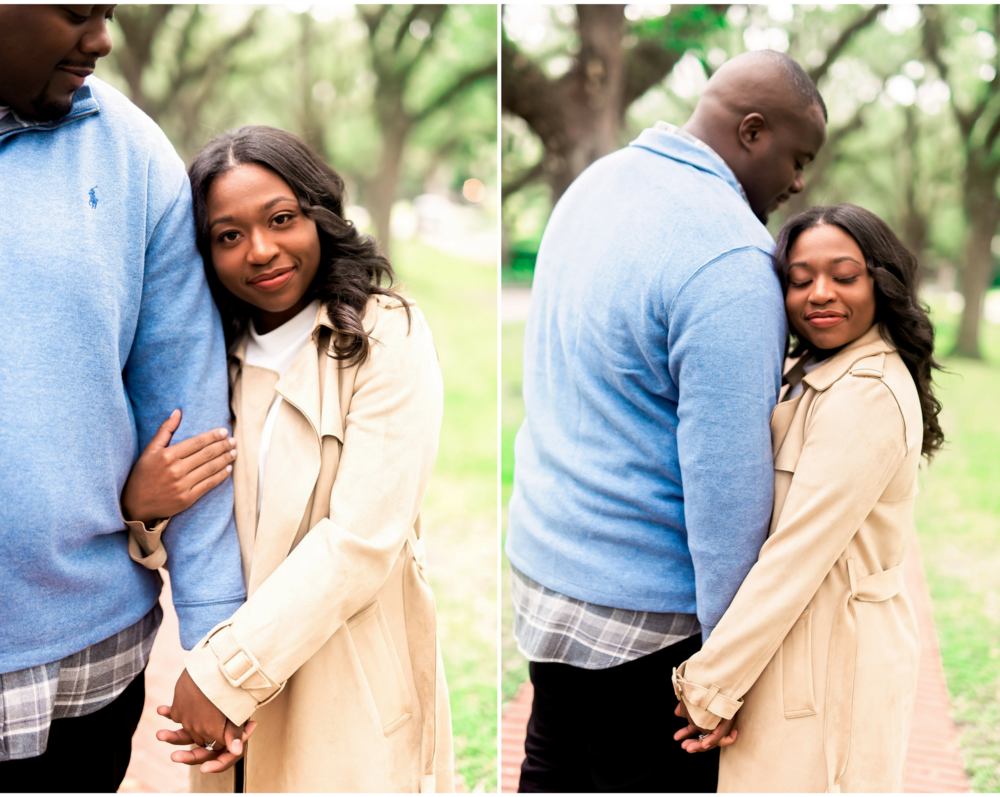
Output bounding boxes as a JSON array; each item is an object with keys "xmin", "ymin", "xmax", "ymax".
[
  {"xmin": 0, "ymin": 6, "xmax": 246, "ymax": 789},
  {"xmin": 506, "ymin": 51, "xmax": 827, "ymax": 791}
]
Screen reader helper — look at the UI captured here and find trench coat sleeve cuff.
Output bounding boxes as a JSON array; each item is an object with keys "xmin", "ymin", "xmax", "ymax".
[
  {"xmin": 125, "ymin": 517, "xmax": 170, "ymax": 570},
  {"xmin": 672, "ymin": 662, "xmax": 742, "ymax": 731},
  {"xmin": 184, "ymin": 622, "xmax": 286, "ymax": 726}
]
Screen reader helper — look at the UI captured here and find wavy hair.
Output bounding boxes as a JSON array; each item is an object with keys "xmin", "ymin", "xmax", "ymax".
[
  {"xmin": 772, "ymin": 203, "xmax": 944, "ymax": 459},
  {"xmin": 188, "ymin": 125, "xmax": 409, "ymax": 366}
]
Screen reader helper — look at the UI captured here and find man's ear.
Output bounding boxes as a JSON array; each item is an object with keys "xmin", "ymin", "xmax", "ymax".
[{"xmin": 738, "ymin": 113, "xmax": 767, "ymax": 152}]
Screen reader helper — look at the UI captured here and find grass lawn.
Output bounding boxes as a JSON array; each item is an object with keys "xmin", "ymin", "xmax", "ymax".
[
  {"xmin": 501, "ymin": 288, "xmax": 1000, "ymax": 791},
  {"xmin": 501, "ymin": 321, "xmax": 527, "ymax": 706},
  {"xmin": 916, "ymin": 293, "xmax": 1000, "ymax": 792},
  {"xmin": 395, "ymin": 239, "xmax": 497, "ymax": 792}
]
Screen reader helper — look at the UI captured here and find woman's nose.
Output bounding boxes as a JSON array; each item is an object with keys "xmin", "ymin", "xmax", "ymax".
[
  {"xmin": 809, "ymin": 275, "xmax": 836, "ymax": 303},
  {"xmin": 247, "ymin": 230, "xmax": 279, "ymax": 264}
]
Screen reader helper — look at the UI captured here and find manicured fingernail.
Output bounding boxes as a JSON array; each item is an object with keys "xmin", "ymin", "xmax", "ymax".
[
  {"xmin": 218, "ymin": 428, "xmax": 229, "ymax": 438},
  {"xmin": 228, "ymin": 437, "xmax": 236, "ymax": 446},
  {"xmin": 226, "ymin": 464, "xmax": 232, "ymax": 473},
  {"xmin": 233, "ymin": 740, "xmax": 242, "ymax": 754},
  {"xmin": 172, "ymin": 409, "xmax": 180, "ymax": 416},
  {"xmin": 230, "ymin": 449, "xmax": 237, "ymax": 458}
]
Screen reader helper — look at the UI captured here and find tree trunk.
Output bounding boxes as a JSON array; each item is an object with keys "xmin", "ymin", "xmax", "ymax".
[
  {"xmin": 543, "ymin": 5, "xmax": 626, "ymax": 200},
  {"xmin": 955, "ymin": 153, "xmax": 1000, "ymax": 358},
  {"xmin": 901, "ymin": 105, "xmax": 930, "ymax": 284},
  {"xmin": 369, "ymin": 111, "xmax": 411, "ymax": 255}
]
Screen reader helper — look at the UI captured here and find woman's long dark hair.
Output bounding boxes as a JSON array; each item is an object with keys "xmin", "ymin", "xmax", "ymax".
[
  {"xmin": 772, "ymin": 203, "xmax": 944, "ymax": 459},
  {"xmin": 189, "ymin": 125, "xmax": 409, "ymax": 366}
]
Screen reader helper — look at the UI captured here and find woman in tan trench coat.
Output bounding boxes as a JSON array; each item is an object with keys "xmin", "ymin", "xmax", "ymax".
[
  {"xmin": 672, "ymin": 204, "xmax": 945, "ymax": 793},
  {"xmin": 127, "ymin": 126, "xmax": 453, "ymax": 792}
]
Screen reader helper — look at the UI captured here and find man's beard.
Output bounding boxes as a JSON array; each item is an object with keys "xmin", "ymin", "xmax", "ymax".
[{"xmin": 28, "ymin": 83, "xmax": 75, "ymax": 122}]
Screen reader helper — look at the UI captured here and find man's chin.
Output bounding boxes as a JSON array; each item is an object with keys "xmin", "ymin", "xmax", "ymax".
[{"xmin": 29, "ymin": 91, "xmax": 75, "ymax": 123}]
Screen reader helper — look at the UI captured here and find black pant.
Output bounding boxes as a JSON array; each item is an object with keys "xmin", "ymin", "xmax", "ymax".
[
  {"xmin": 518, "ymin": 633, "xmax": 719, "ymax": 793},
  {"xmin": 0, "ymin": 669, "xmax": 146, "ymax": 793}
]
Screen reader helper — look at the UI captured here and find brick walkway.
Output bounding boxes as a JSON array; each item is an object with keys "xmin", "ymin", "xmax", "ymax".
[
  {"xmin": 119, "ymin": 572, "xmax": 190, "ymax": 794},
  {"xmin": 500, "ymin": 536, "xmax": 970, "ymax": 793}
]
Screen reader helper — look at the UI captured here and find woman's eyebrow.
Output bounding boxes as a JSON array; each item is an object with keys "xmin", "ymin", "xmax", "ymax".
[
  {"xmin": 832, "ymin": 256, "xmax": 863, "ymax": 265},
  {"xmin": 263, "ymin": 196, "xmax": 297, "ymax": 209},
  {"xmin": 208, "ymin": 215, "xmax": 232, "ymax": 229}
]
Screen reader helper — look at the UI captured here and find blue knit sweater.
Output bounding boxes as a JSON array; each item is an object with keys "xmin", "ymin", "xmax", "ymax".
[
  {"xmin": 0, "ymin": 78, "xmax": 245, "ymax": 670},
  {"xmin": 505, "ymin": 126, "xmax": 786, "ymax": 638}
]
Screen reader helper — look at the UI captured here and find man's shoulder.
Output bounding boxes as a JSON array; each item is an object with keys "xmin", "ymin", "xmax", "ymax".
[{"xmin": 85, "ymin": 77, "xmax": 183, "ymax": 168}]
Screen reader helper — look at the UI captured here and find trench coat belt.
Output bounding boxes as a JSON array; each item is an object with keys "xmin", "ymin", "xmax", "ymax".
[{"xmin": 824, "ymin": 558, "xmax": 905, "ymax": 793}]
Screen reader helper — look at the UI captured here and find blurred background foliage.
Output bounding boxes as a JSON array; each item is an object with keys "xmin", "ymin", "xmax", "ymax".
[
  {"xmin": 99, "ymin": 5, "xmax": 498, "ymax": 791},
  {"xmin": 501, "ymin": 5, "xmax": 1000, "ymax": 790},
  {"xmin": 103, "ymin": 3, "xmax": 497, "ymax": 256}
]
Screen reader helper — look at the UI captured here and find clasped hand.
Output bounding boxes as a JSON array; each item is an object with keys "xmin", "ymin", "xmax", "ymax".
[
  {"xmin": 156, "ymin": 668, "xmax": 257, "ymax": 774},
  {"xmin": 673, "ymin": 701, "xmax": 738, "ymax": 753}
]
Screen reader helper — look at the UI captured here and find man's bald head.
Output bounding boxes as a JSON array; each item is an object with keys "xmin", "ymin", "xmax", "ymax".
[
  {"xmin": 683, "ymin": 50, "xmax": 828, "ymax": 224},
  {"xmin": 702, "ymin": 50, "xmax": 827, "ymax": 124}
]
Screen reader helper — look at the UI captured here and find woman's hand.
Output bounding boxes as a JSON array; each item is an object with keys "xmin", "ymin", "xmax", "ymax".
[
  {"xmin": 157, "ymin": 714, "xmax": 257, "ymax": 774},
  {"xmin": 673, "ymin": 701, "xmax": 738, "ymax": 752},
  {"xmin": 121, "ymin": 409, "xmax": 237, "ymax": 524}
]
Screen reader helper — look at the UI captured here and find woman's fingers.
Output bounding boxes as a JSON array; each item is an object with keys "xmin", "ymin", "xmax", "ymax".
[
  {"xmin": 223, "ymin": 719, "xmax": 243, "ymax": 756},
  {"xmin": 681, "ymin": 718, "xmax": 737, "ymax": 753},
  {"xmin": 182, "ymin": 447, "xmax": 237, "ymax": 493},
  {"xmin": 200, "ymin": 721, "xmax": 257, "ymax": 774},
  {"xmin": 145, "ymin": 410, "xmax": 182, "ymax": 453},
  {"xmin": 718, "ymin": 727, "xmax": 738, "ymax": 748},
  {"xmin": 170, "ymin": 427, "xmax": 231, "ymax": 461}
]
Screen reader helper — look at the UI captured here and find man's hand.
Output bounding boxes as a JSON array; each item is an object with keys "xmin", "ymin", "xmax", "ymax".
[
  {"xmin": 157, "ymin": 668, "xmax": 231, "ymax": 750},
  {"xmin": 157, "ymin": 718, "xmax": 257, "ymax": 774},
  {"xmin": 673, "ymin": 701, "xmax": 738, "ymax": 753}
]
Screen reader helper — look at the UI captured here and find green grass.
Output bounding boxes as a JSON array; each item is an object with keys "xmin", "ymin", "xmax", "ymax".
[
  {"xmin": 501, "ymin": 320, "xmax": 527, "ymax": 706},
  {"xmin": 395, "ymin": 239, "xmax": 497, "ymax": 792},
  {"xmin": 501, "ymin": 288, "xmax": 1000, "ymax": 790},
  {"xmin": 916, "ymin": 293, "xmax": 1000, "ymax": 792}
]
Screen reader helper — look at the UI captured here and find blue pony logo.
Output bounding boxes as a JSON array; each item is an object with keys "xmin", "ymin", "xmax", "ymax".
[{"xmin": 89, "ymin": 186, "xmax": 98, "ymax": 209}]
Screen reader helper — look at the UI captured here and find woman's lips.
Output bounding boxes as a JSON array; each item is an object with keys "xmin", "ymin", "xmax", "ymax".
[
  {"xmin": 249, "ymin": 268, "xmax": 294, "ymax": 291},
  {"xmin": 806, "ymin": 314, "xmax": 845, "ymax": 328}
]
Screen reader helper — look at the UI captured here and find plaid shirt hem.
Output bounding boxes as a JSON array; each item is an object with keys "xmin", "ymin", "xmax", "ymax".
[
  {"xmin": 511, "ymin": 566, "xmax": 699, "ymax": 670},
  {"xmin": 0, "ymin": 603, "xmax": 162, "ymax": 761}
]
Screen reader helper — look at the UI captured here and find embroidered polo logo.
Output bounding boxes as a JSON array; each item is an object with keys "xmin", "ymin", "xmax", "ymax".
[{"xmin": 89, "ymin": 186, "xmax": 98, "ymax": 209}]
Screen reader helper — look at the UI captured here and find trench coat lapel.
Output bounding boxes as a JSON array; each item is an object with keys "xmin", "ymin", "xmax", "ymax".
[
  {"xmin": 771, "ymin": 326, "xmax": 895, "ymax": 460},
  {"xmin": 244, "ymin": 309, "xmax": 347, "ymax": 596},
  {"xmin": 246, "ymin": 342, "xmax": 322, "ymax": 595}
]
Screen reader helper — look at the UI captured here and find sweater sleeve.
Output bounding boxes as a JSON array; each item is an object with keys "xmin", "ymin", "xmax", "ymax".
[
  {"xmin": 667, "ymin": 248, "xmax": 786, "ymax": 638},
  {"xmin": 183, "ymin": 308, "xmax": 443, "ymax": 724},
  {"xmin": 121, "ymin": 162, "xmax": 246, "ymax": 650},
  {"xmin": 671, "ymin": 375, "xmax": 907, "ymax": 729}
]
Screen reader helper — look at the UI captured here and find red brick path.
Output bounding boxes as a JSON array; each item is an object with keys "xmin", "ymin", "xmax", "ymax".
[
  {"xmin": 119, "ymin": 572, "xmax": 190, "ymax": 793},
  {"xmin": 500, "ymin": 536, "xmax": 970, "ymax": 793}
]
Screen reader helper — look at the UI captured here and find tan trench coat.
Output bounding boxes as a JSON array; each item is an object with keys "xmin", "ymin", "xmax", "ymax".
[
  {"xmin": 152, "ymin": 296, "xmax": 452, "ymax": 792},
  {"xmin": 672, "ymin": 325, "xmax": 922, "ymax": 793}
]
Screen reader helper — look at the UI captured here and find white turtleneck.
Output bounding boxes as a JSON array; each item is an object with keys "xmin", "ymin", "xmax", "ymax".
[{"xmin": 244, "ymin": 300, "xmax": 321, "ymax": 517}]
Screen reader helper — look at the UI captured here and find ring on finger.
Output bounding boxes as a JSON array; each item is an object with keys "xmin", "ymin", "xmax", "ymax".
[{"xmin": 204, "ymin": 740, "xmax": 217, "ymax": 751}]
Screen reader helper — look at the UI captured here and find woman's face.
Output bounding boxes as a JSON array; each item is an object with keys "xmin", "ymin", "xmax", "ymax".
[
  {"xmin": 785, "ymin": 224, "xmax": 876, "ymax": 351},
  {"xmin": 207, "ymin": 163, "xmax": 321, "ymax": 334}
]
